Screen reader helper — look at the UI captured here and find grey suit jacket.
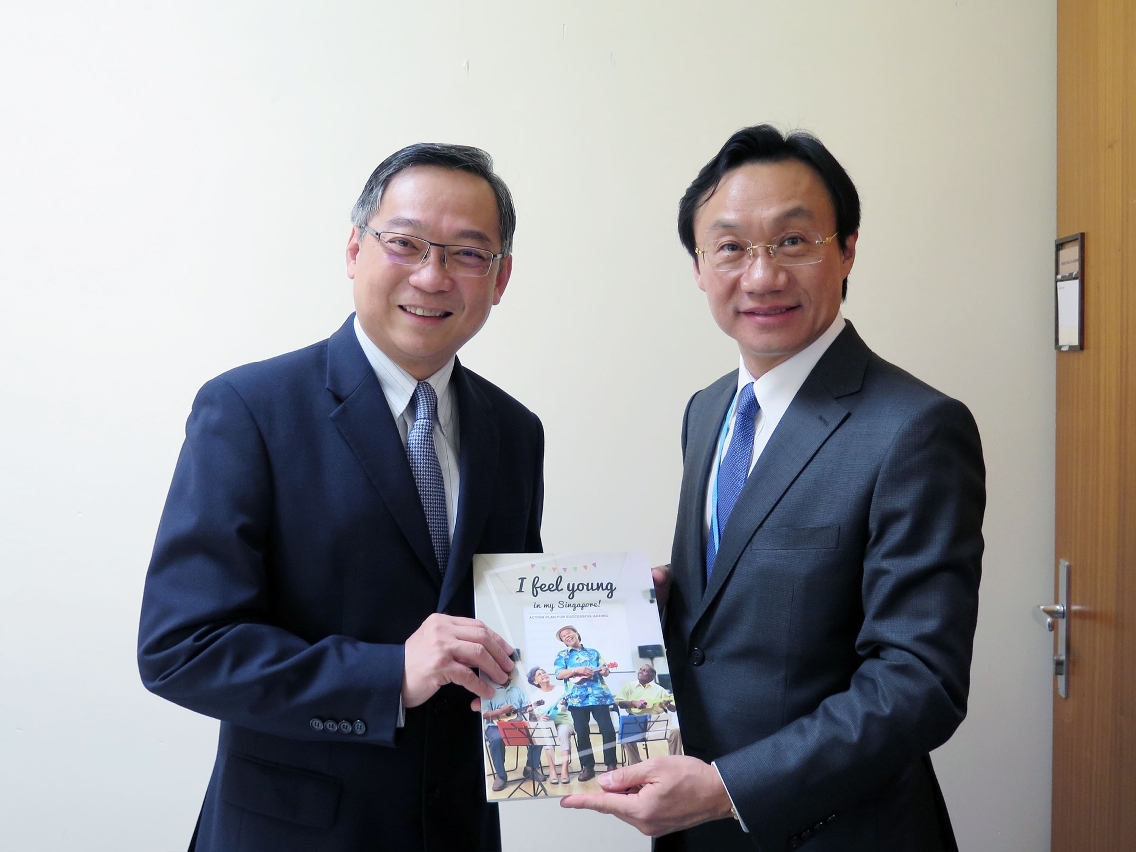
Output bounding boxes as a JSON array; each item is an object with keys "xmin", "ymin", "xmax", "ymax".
[{"xmin": 660, "ymin": 323, "xmax": 984, "ymax": 852}]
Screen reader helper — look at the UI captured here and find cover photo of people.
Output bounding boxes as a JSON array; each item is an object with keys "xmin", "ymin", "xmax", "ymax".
[{"xmin": 473, "ymin": 553, "xmax": 681, "ymax": 800}]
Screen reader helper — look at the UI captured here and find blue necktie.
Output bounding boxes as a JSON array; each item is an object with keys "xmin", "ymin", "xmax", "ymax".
[
  {"xmin": 407, "ymin": 382, "xmax": 449, "ymax": 574},
  {"xmin": 706, "ymin": 383, "xmax": 759, "ymax": 579}
]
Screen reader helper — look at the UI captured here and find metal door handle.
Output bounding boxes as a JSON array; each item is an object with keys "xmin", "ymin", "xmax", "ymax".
[
  {"xmin": 1036, "ymin": 560, "xmax": 1070, "ymax": 697},
  {"xmin": 1037, "ymin": 604, "xmax": 1066, "ymax": 631}
]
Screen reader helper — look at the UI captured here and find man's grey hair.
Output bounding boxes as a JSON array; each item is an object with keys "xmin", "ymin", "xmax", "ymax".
[{"xmin": 350, "ymin": 143, "xmax": 516, "ymax": 256}]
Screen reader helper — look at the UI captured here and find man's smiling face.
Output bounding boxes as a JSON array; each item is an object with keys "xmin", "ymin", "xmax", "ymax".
[
  {"xmin": 347, "ymin": 165, "xmax": 511, "ymax": 380},
  {"xmin": 692, "ymin": 159, "xmax": 856, "ymax": 378}
]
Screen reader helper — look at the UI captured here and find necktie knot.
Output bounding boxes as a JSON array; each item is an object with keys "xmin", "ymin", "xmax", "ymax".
[
  {"xmin": 412, "ymin": 381, "xmax": 438, "ymax": 425},
  {"xmin": 736, "ymin": 382, "xmax": 759, "ymax": 421}
]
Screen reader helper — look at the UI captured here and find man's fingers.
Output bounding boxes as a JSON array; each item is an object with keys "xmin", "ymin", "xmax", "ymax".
[
  {"xmin": 446, "ymin": 618, "xmax": 510, "ymax": 649},
  {"xmin": 561, "ymin": 792, "xmax": 650, "ymax": 834},
  {"xmin": 445, "ymin": 620, "xmax": 515, "ymax": 675},
  {"xmin": 443, "ymin": 660, "xmax": 496, "ymax": 699},
  {"xmin": 560, "ymin": 756, "xmax": 731, "ymax": 838},
  {"xmin": 486, "ymin": 628, "xmax": 516, "ymax": 667},
  {"xmin": 404, "ymin": 614, "xmax": 514, "ymax": 706},
  {"xmin": 560, "ymin": 792, "xmax": 629, "ymax": 816},
  {"xmin": 416, "ymin": 616, "xmax": 514, "ymax": 684},
  {"xmin": 448, "ymin": 637, "xmax": 509, "ymax": 685},
  {"xmin": 598, "ymin": 763, "xmax": 649, "ymax": 793}
]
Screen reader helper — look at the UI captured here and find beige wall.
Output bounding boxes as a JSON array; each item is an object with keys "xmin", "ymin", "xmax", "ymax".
[{"xmin": 0, "ymin": 2, "xmax": 1056, "ymax": 849}]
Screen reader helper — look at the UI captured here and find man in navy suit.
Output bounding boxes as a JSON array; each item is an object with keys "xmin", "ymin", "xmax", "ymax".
[
  {"xmin": 564, "ymin": 126, "xmax": 985, "ymax": 851},
  {"xmin": 138, "ymin": 143, "xmax": 544, "ymax": 851}
]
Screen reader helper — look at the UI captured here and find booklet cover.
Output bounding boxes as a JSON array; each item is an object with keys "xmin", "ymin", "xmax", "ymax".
[{"xmin": 473, "ymin": 551, "xmax": 678, "ymax": 802}]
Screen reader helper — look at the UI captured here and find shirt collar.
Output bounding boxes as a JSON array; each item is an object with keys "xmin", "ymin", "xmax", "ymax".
[
  {"xmin": 353, "ymin": 314, "xmax": 456, "ymax": 436},
  {"xmin": 738, "ymin": 312, "xmax": 846, "ymax": 419}
]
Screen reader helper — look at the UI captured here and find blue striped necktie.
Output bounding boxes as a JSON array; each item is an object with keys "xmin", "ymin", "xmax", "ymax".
[
  {"xmin": 706, "ymin": 383, "xmax": 759, "ymax": 579},
  {"xmin": 407, "ymin": 381, "xmax": 449, "ymax": 574}
]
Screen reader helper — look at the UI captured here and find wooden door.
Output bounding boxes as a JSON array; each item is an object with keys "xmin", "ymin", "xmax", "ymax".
[{"xmin": 1053, "ymin": 1, "xmax": 1136, "ymax": 850}]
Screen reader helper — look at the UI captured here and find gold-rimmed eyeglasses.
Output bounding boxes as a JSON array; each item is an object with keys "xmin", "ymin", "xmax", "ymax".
[
  {"xmin": 361, "ymin": 225, "xmax": 504, "ymax": 278},
  {"xmin": 695, "ymin": 231, "xmax": 838, "ymax": 273}
]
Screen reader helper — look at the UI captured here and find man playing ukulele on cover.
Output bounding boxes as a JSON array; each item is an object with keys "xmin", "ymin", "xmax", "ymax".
[{"xmin": 554, "ymin": 625, "xmax": 617, "ymax": 781}]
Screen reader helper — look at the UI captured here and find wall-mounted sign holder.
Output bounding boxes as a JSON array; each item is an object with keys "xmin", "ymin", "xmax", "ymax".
[{"xmin": 1055, "ymin": 233, "xmax": 1084, "ymax": 351}]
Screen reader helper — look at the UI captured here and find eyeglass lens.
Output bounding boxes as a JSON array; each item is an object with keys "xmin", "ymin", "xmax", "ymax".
[
  {"xmin": 707, "ymin": 232, "xmax": 831, "ymax": 271},
  {"xmin": 377, "ymin": 232, "xmax": 496, "ymax": 276}
]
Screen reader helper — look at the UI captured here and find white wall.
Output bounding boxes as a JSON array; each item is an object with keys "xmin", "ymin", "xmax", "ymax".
[{"xmin": 0, "ymin": 2, "xmax": 1056, "ymax": 850}]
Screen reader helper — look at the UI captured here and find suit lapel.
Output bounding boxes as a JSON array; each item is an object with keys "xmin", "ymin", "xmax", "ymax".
[
  {"xmin": 696, "ymin": 323, "xmax": 870, "ymax": 622},
  {"xmin": 325, "ymin": 318, "xmax": 442, "ymax": 586},
  {"xmin": 438, "ymin": 360, "xmax": 499, "ymax": 613},
  {"xmin": 674, "ymin": 375, "xmax": 736, "ymax": 604}
]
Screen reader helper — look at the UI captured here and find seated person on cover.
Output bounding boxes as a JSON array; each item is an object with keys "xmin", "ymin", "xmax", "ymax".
[
  {"xmin": 483, "ymin": 670, "xmax": 544, "ymax": 792},
  {"xmin": 614, "ymin": 664, "xmax": 682, "ymax": 764},
  {"xmin": 526, "ymin": 666, "xmax": 576, "ymax": 784},
  {"xmin": 553, "ymin": 625, "xmax": 617, "ymax": 781}
]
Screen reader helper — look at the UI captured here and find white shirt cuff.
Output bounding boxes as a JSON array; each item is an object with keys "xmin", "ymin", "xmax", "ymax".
[{"xmin": 711, "ymin": 760, "xmax": 748, "ymax": 833}]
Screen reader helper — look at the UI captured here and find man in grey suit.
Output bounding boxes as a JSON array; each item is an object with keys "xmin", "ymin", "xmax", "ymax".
[{"xmin": 563, "ymin": 125, "xmax": 984, "ymax": 851}]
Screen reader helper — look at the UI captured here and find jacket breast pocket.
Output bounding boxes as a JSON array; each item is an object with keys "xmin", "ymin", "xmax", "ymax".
[
  {"xmin": 750, "ymin": 524, "xmax": 840, "ymax": 550},
  {"xmin": 220, "ymin": 752, "xmax": 341, "ymax": 829}
]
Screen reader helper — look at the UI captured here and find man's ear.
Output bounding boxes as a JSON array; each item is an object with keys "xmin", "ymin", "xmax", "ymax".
[
  {"xmin": 491, "ymin": 255, "xmax": 513, "ymax": 305},
  {"xmin": 346, "ymin": 226, "xmax": 362, "ymax": 279},
  {"xmin": 839, "ymin": 230, "xmax": 858, "ymax": 279},
  {"xmin": 693, "ymin": 256, "xmax": 707, "ymax": 293}
]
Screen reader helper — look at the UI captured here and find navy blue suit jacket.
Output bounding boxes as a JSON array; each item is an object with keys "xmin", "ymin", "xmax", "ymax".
[
  {"xmin": 660, "ymin": 323, "xmax": 984, "ymax": 852},
  {"xmin": 138, "ymin": 316, "xmax": 544, "ymax": 852}
]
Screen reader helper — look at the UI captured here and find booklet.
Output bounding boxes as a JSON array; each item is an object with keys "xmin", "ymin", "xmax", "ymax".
[{"xmin": 473, "ymin": 551, "xmax": 678, "ymax": 802}]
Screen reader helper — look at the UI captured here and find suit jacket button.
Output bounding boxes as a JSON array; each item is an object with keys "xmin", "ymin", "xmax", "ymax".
[
  {"xmin": 689, "ymin": 647, "xmax": 705, "ymax": 666},
  {"xmin": 338, "ymin": 720, "xmax": 352, "ymax": 733},
  {"xmin": 353, "ymin": 720, "xmax": 366, "ymax": 735},
  {"xmin": 309, "ymin": 718, "xmax": 324, "ymax": 731},
  {"xmin": 427, "ymin": 787, "xmax": 441, "ymax": 805},
  {"xmin": 324, "ymin": 719, "xmax": 338, "ymax": 732},
  {"xmin": 788, "ymin": 837, "xmax": 801, "ymax": 850}
]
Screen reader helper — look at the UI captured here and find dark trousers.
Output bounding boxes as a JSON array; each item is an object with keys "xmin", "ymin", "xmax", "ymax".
[
  {"xmin": 569, "ymin": 704, "xmax": 617, "ymax": 768},
  {"xmin": 485, "ymin": 725, "xmax": 541, "ymax": 780}
]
